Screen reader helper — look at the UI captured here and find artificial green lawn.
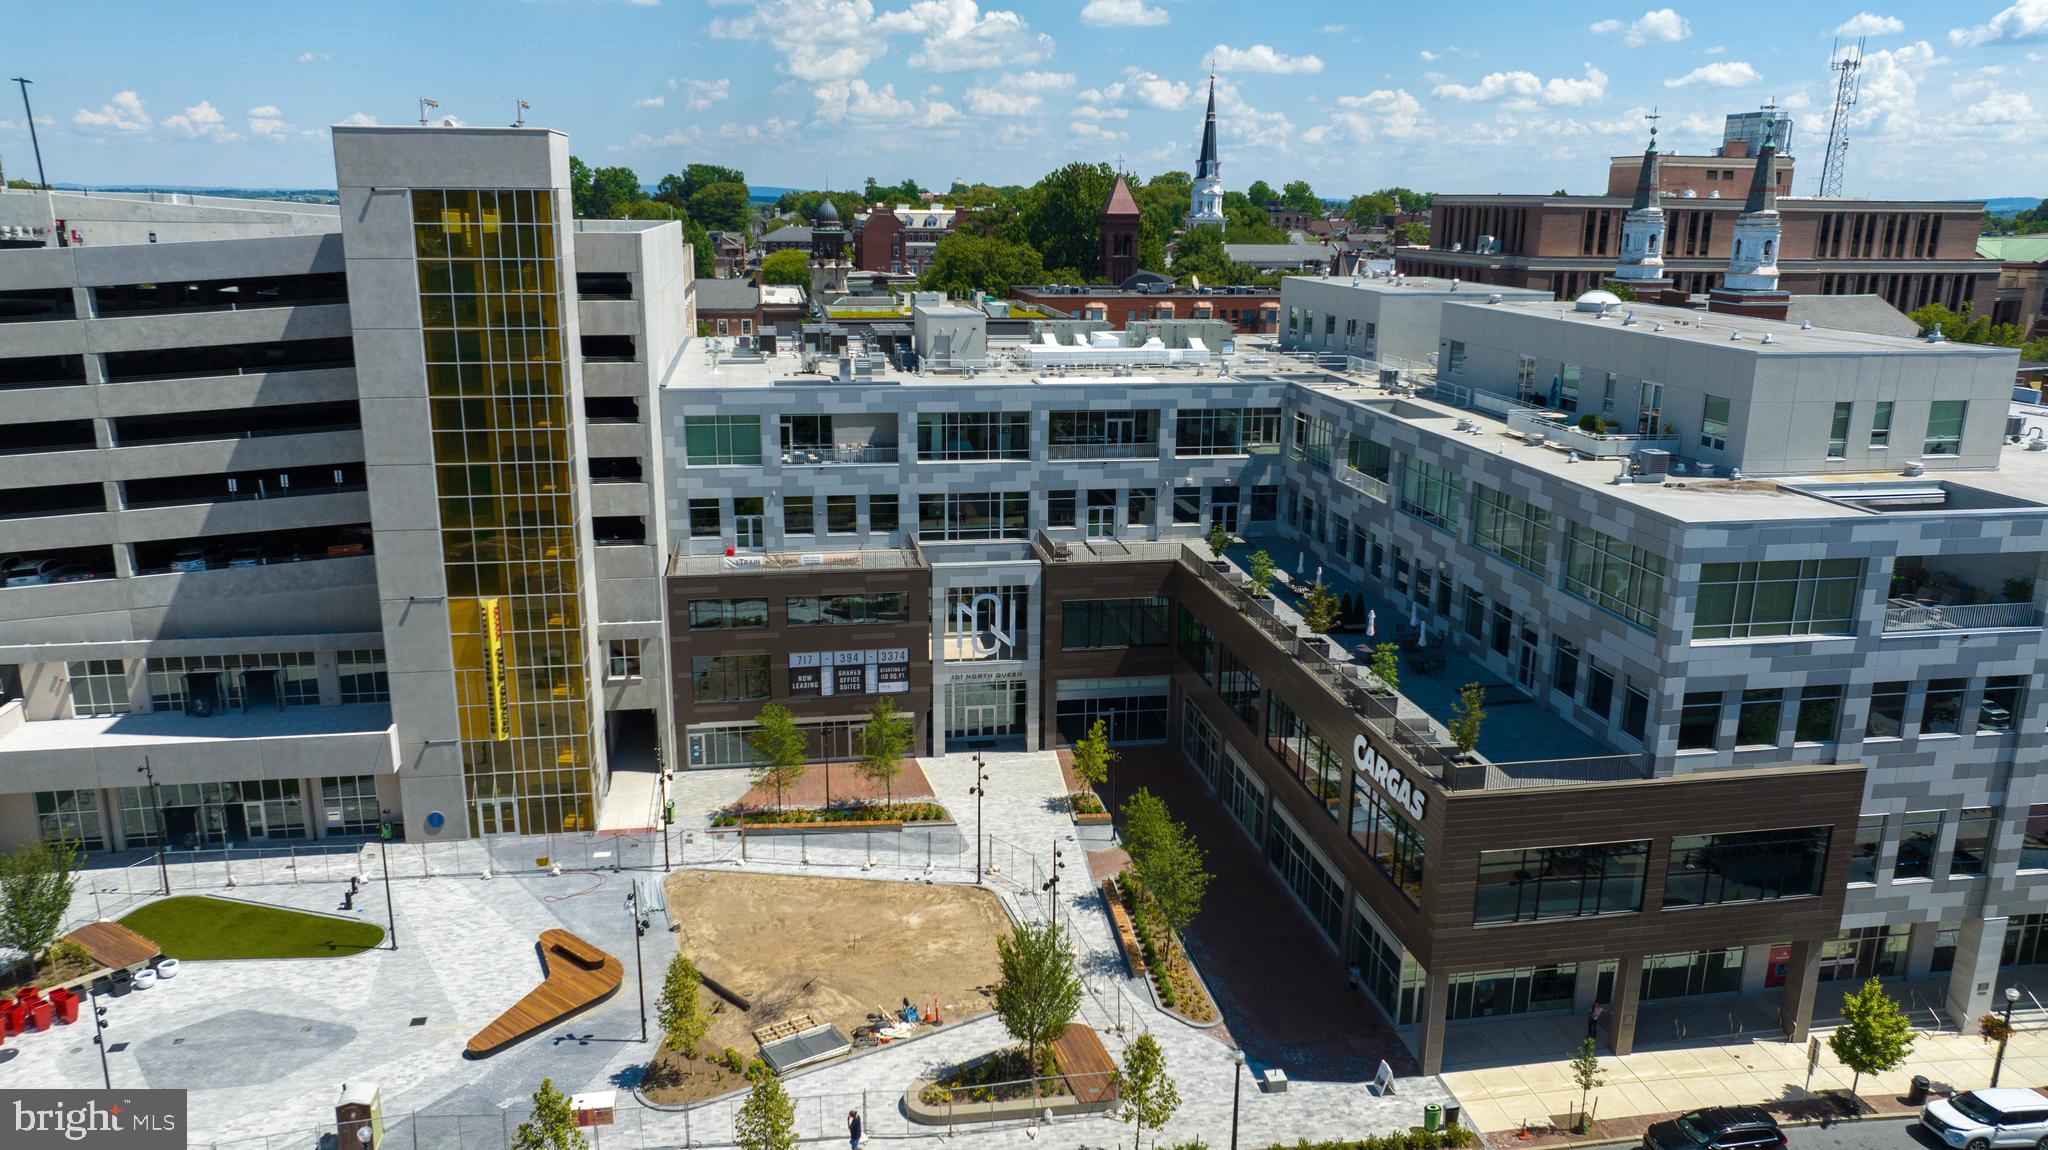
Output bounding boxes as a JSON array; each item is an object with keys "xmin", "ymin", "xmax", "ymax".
[{"xmin": 120, "ymin": 895, "xmax": 385, "ymax": 960}]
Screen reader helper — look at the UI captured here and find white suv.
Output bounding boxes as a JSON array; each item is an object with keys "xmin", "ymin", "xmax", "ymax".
[{"xmin": 1924, "ymin": 1088, "xmax": 2048, "ymax": 1150}]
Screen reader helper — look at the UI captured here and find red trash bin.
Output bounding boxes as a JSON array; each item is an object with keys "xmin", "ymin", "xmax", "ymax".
[
  {"xmin": 26, "ymin": 999, "xmax": 51, "ymax": 1031},
  {"xmin": 49, "ymin": 989, "xmax": 78, "ymax": 1025},
  {"xmin": 0, "ymin": 1004, "xmax": 21, "ymax": 1036}
]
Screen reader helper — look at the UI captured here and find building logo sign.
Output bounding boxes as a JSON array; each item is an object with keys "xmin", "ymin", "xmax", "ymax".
[
  {"xmin": 481, "ymin": 597, "xmax": 510, "ymax": 741},
  {"xmin": 1354, "ymin": 734, "xmax": 1426, "ymax": 822},
  {"xmin": 958, "ymin": 592, "xmax": 1018, "ymax": 660},
  {"xmin": 4, "ymin": 1090, "xmax": 186, "ymax": 1150}
]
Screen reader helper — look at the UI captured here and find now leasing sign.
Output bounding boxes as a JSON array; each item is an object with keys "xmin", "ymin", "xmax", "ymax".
[
  {"xmin": 1354, "ymin": 733, "xmax": 1427, "ymax": 822},
  {"xmin": 6, "ymin": 1091, "xmax": 185, "ymax": 1150}
]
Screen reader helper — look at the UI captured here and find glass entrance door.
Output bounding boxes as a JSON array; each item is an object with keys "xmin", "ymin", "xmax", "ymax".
[
  {"xmin": 734, "ymin": 515, "xmax": 764, "ymax": 550},
  {"xmin": 1210, "ymin": 501, "xmax": 1239, "ymax": 533},
  {"xmin": 1086, "ymin": 505, "xmax": 1116, "ymax": 539},
  {"xmin": 946, "ymin": 680, "xmax": 1027, "ymax": 745},
  {"xmin": 474, "ymin": 796, "xmax": 519, "ymax": 836}
]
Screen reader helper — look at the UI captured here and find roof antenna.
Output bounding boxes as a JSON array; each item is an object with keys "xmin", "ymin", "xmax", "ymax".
[
  {"xmin": 512, "ymin": 99, "xmax": 528, "ymax": 128},
  {"xmin": 418, "ymin": 97, "xmax": 439, "ymax": 126}
]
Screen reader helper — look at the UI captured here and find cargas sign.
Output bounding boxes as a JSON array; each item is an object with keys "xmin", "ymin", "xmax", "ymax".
[{"xmin": 1354, "ymin": 733, "xmax": 1426, "ymax": 822}]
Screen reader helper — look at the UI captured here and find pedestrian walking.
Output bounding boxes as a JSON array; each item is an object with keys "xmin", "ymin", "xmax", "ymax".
[
  {"xmin": 848, "ymin": 1108, "xmax": 864, "ymax": 1148},
  {"xmin": 1586, "ymin": 1001, "xmax": 1606, "ymax": 1041}
]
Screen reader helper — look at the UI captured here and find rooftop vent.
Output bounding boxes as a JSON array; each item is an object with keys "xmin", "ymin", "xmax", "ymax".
[
  {"xmin": 1487, "ymin": 292, "xmax": 1503, "ymax": 304},
  {"xmin": 1762, "ymin": 333, "xmax": 1774, "ymax": 344},
  {"xmin": 1801, "ymin": 319, "xmax": 1813, "ymax": 330},
  {"xmin": 1450, "ymin": 278, "xmax": 1460, "ymax": 291},
  {"xmin": 1729, "ymin": 330, "xmax": 1742, "ymax": 341},
  {"xmin": 1926, "ymin": 323, "xmax": 1947, "ymax": 344},
  {"xmin": 1622, "ymin": 311, "xmax": 1637, "ymax": 326},
  {"xmin": 1903, "ymin": 460, "xmax": 1926, "ymax": 477}
]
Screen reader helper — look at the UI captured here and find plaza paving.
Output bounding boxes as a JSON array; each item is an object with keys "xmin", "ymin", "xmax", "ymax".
[{"xmin": 17, "ymin": 749, "xmax": 1456, "ymax": 1149}]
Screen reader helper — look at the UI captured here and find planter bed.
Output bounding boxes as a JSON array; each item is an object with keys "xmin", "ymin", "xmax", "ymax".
[
  {"xmin": 1100, "ymin": 878, "xmax": 1147, "ymax": 976},
  {"xmin": 1114, "ymin": 876, "xmax": 1222, "ymax": 1026},
  {"xmin": 710, "ymin": 801, "xmax": 950, "ymax": 829},
  {"xmin": 725, "ymin": 818, "xmax": 955, "ymax": 836}
]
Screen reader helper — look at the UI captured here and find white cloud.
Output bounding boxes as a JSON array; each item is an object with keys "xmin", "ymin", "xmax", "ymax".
[
  {"xmin": 1071, "ymin": 105, "xmax": 1128, "ymax": 121},
  {"xmin": 1209, "ymin": 77, "xmax": 1293, "ymax": 150},
  {"xmin": 74, "ymin": 90, "xmax": 151, "ymax": 132},
  {"xmin": 1431, "ymin": 63, "xmax": 1608, "ymax": 107},
  {"xmin": 1210, "ymin": 43, "xmax": 1325, "ymax": 75},
  {"xmin": 1835, "ymin": 12, "xmax": 1905, "ymax": 36},
  {"xmin": 631, "ymin": 126, "xmax": 704, "ymax": 147},
  {"xmin": 920, "ymin": 102, "xmax": 959, "ymax": 127},
  {"xmin": 1080, "ymin": 0, "xmax": 1167, "ymax": 27},
  {"xmin": 162, "ymin": 100, "xmax": 239, "ymax": 141},
  {"xmin": 246, "ymin": 104, "xmax": 317, "ymax": 140},
  {"xmin": 1969, "ymin": 90, "xmax": 2036, "ymax": 123},
  {"xmin": 337, "ymin": 112, "xmax": 378, "ymax": 127},
  {"xmin": 632, "ymin": 96, "xmax": 666, "ymax": 109},
  {"xmin": 1305, "ymin": 87, "xmax": 1428, "ymax": 143},
  {"xmin": 874, "ymin": 0, "xmax": 1054, "ymax": 73},
  {"xmin": 1589, "ymin": 8, "xmax": 1691, "ymax": 47},
  {"xmin": 1419, "ymin": 49, "xmax": 1440, "ymax": 62},
  {"xmin": 715, "ymin": 118, "xmax": 797, "ymax": 142},
  {"xmin": 1663, "ymin": 61, "xmax": 1761, "ymax": 88},
  {"xmin": 710, "ymin": 0, "xmax": 890, "ymax": 83},
  {"xmin": 1950, "ymin": 1, "xmax": 2048, "ymax": 47},
  {"xmin": 683, "ymin": 78, "xmax": 731, "ymax": 110},
  {"xmin": 1703, "ymin": 45, "xmax": 1726, "ymax": 54},
  {"xmin": 1005, "ymin": 70, "xmax": 1074, "ymax": 91},
  {"xmin": 1080, "ymin": 68, "xmax": 1192, "ymax": 111},
  {"xmin": 296, "ymin": 51, "xmax": 332, "ymax": 64},
  {"xmin": 1071, "ymin": 120, "xmax": 1127, "ymax": 143},
  {"xmin": 966, "ymin": 86, "xmax": 1041, "ymax": 116},
  {"xmin": 811, "ymin": 77, "xmax": 918, "ymax": 122}
]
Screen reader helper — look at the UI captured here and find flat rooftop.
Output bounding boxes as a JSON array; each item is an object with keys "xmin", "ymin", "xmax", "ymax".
[
  {"xmin": 0, "ymin": 704, "xmax": 394, "ymax": 752},
  {"xmin": 1470, "ymin": 296, "xmax": 2019, "ymax": 358},
  {"xmin": 1286, "ymin": 273, "xmax": 1550, "ymax": 299}
]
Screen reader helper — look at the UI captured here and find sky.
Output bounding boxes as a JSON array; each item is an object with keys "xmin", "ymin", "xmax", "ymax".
[{"xmin": 3, "ymin": 1, "xmax": 2045, "ymax": 201}]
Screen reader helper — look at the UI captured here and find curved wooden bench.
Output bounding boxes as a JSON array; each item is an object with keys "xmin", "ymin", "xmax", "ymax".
[{"xmin": 465, "ymin": 929, "xmax": 622, "ymax": 1058}]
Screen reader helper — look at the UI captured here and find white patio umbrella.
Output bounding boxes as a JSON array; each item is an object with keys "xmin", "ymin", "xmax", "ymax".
[
  {"xmin": 1368, "ymin": 610, "xmax": 1376, "ymax": 637},
  {"xmin": 1296, "ymin": 552, "xmax": 1306, "ymax": 575},
  {"xmin": 1417, "ymin": 622, "xmax": 1429, "ymax": 647},
  {"xmin": 1408, "ymin": 601, "xmax": 1419, "ymax": 628},
  {"xmin": 1315, "ymin": 566, "xmax": 1324, "ymax": 585}
]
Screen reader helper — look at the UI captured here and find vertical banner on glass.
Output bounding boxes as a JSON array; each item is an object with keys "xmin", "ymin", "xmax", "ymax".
[{"xmin": 482, "ymin": 596, "xmax": 511, "ymax": 740}]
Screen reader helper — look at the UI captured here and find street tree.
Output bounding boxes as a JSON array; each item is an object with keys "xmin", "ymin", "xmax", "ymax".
[
  {"xmin": 759, "ymin": 249, "xmax": 809, "ymax": 286},
  {"xmin": 509, "ymin": 1079, "xmax": 589, "ymax": 1150},
  {"xmin": 1280, "ymin": 179, "xmax": 1320, "ymax": 215},
  {"xmin": 689, "ymin": 181, "xmax": 753, "ymax": 234},
  {"xmin": 657, "ymin": 951, "xmax": 710, "ymax": 1055},
  {"xmin": 1020, "ymin": 162, "xmax": 1115, "ymax": 279},
  {"xmin": 0, "ymin": 838, "xmax": 77, "ymax": 964},
  {"xmin": 1206, "ymin": 519, "xmax": 1233, "ymax": 561},
  {"xmin": 994, "ymin": 920, "xmax": 1083, "ymax": 1095},
  {"xmin": 1114, "ymin": 1031, "xmax": 1181, "ymax": 1150},
  {"xmin": 734, "ymin": 1062, "xmax": 797, "ymax": 1150},
  {"xmin": 857, "ymin": 698, "xmax": 912, "ymax": 806},
  {"xmin": 1568, "ymin": 1037, "xmax": 1604, "ymax": 1134},
  {"xmin": 1246, "ymin": 180, "xmax": 1278, "ymax": 207},
  {"xmin": 1170, "ymin": 226, "xmax": 1235, "ymax": 285},
  {"xmin": 1071, "ymin": 718, "xmax": 1115, "ymax": 793},
  {"xmin": 1829, "ymin": 976, "xmax": 1914, "ymax": 1100},
  {"xmin": 920, "ymin": 231, "xmax": 1046, "ymax": 298},
  {"xmin": 745, "ymin": 703, "xmax": 809, "ymax": 810}
]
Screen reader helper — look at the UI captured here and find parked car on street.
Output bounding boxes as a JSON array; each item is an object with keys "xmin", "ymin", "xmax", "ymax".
[
  {"xmin": 1923, "ymin": 1088, "xmax": 2048, "ymax": 1150},
  {"xmin": 1644, "ymin": 1107, "xmax": 1785, "ymax": 1150}
]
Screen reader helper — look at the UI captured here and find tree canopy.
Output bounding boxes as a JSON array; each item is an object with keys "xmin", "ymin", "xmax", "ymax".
[
  {"xmin": 1280, "ymin": 179, "xmax": 1321, "ymax": 215},
  {"xmin": 920, "ymin": 231, "xmax": 1046, "ymax": 298},
  {"xmin": 759, "ymin": 249, "xmax": 810, "ymax": 287},
  {"xmin": 689, "ymin": 181, "xmax": 752, "ymax": 234},
  {"xmin": 1019, "ymin": 162, "xmax": 1117, "ymax": 280},
  {"xmin": 1909, "ymin": 301, "xmax": 2048, "ymax": 362},
  {"xmin": 570, "ymin": 155, "xmax": 717, "ymax": 278}
]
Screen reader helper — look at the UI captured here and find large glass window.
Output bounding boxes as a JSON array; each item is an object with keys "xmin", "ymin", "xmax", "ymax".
[
  {"xmin": 688, "ymin": 598, "xmax": 768, "ymax": 630},
  {"xmin": 1735, "ymin": 688, "xmax": 1783, "ymax": 747},
  {"xmin": 1352, "ymin": 786, "xmax": 1426, "ymax": 905},
  {"xmin": 684, "ymin": 415, "xmax": 761, "ymax": 466},
  {"xmin": 1291, "ymin": 412, "xmax": 1335, "ymax": 467},
  {"xmin": 1174, "ymin": 408, "xmax": 1282, "ymax": 456},
  {"xmin": 68, "ymin": 660, "xmax": 129, "ymax": 716},
  {"xmin": 1894, "ymin": 811, "xmax": 1942, "ymax": 879},
  {"xmin": 1664, "ymin": 826, "xmax": 1831, "ymax": 906},
  {"xmin": 2003, "ymin": 914, "xmax": 2048, "ymax": 968},
  {"xmin": 1924, "ymin": 400, "xmax": 1966, "ymax": 456},
  {"xmin": 35, "ymin": 791, "xmax": 104, "ymax": 848},
  {"xmin": 2025, "ymin": 806, "xmax": 2048, "ymax": 872},
  {"xmin": 1471, "ymin": 485, "xmax": 1550, "ymax": 575},
  {"xmin": 1870, "ymin": 401, "xmax": 1893, "ymax": 447},
  {"xmin": 1176, "ymin": 611, "xmax": 1215, "ymax": 681},
  {"xmin": 917, "ymin": 492, "xmax": 1028, "ymax": 540},
  {"xmin": 1640, "ymin": 948, "xmax": 1744, "ymax": 1001},
  {"xmin": 1444, "ymin": 964, "xmax": 1578, "ymax": 1020},
  {"xmin": 787, "ymin": 593, "xmax": 909, "ymax": 626},
  {"xmin": 319, "ymin": 776, "xmax": 382, "ymax": 835},
  {"xmin": 1700, "ymin": 394, "xmax": 1730, "ymax": 451},
  {"xmin": 1692, "ymin": 559, "xmax": 1861, "ymax": 640},
  {"xmin": 1217, "ymin": 648, "xmax": 1262, "ymax": 730},
  {"xmin": 1849, "ymin": 814, "xmax": 1886, "ymax": 883},
  {"xmin": 1349, "ymin": 906, "xmax": 1426, "ymax": 1027},
  {"xmin": 1474, "ymin": 840, "xmax": 1648, "ymax": 924},
  {"xmin": 1827, "ymin": 402, "xmax": 1852, "ymax": 458},
  {"xmin": 1055, "ymin": 689, "xmax": 1168, "ymax": 744},
  {"xmin": 1347, "ymin": 437, "xmax": 1391, "ymax": 480},
  {"xmin": 1922, "ymin": 678, "xmax": 1966, "ymax": 735},
  {"xmin": 1677, "ymin": 692, "xmax": 1721, "ymax": 750},
  {"xmin": 1981, "ymin": 676, "xmax": 2024, "ymax": 732},
  {"xmin": 1266, "ymin": 695, "xmax": 1343, "ymax": 818},
  {"xmin": 338, "ymin": 649, "xmax": 390, "ymax": 704},
  {"xmin": 1796, "ymin": 685, "xmax": 1844, "ymax": 742},
  {"xmin": 1563, "ymin": 524, "xmax": 1666, "ymax": 630},
  {"xmin": 690, "ymin": 653, "xmax": 770, "ymax": 703},
  {"xmin": 688, "ymin": 498, "xmax": 721, "ymax": 537},
  {"xmin": 1180, "ymin": 698, "xmax": 1219, "ymax": 786},
  {"xmin": 1268, "ymin": 813, "xmax": 1344, "ymax": 941},
  {"xmin": 148, "ymin": 652, "xmax": 318, "ymax": 712},
  {"xmin": 1951, "ymin": 808, "xmax": 1993, "ymax": 877},
  {"xmin": 1060, "ymin": 598, "xmax": 1169, "ymax": 649},
  {"xmin": 1047, "ymin": 410, "xmax": 1157, "ymax": 457},
  {"xmin": 1399, "ymin": 458, "xmax": 1463, "ymax": 533},
  {"xmin": 1867, "ymin": 681, "xmax": 1909, "ymax": 738},
  {"xmin": 1820, "ymin": 925, "xmax": 1909, "ymax": 982},
  {"xmin": 917, "ymin": 412, "xmax": 1029, "ymax": 461}
]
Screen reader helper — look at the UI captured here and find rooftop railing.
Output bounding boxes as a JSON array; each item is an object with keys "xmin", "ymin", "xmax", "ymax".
[
  {"xmin": 1883, "ymin": 598, "xmax": 2043, "ymax": 633},
  {"xmin": 1502, "ymin": 405, "xmax": 1681, "ymax": 459},
  {"xmin": 1337, "ymin": 466, "xmax": 1390, "ymax": 503},
  {"xmin": 1046, "ymin": 441, "xmax": 1158, "ymax": 461}
]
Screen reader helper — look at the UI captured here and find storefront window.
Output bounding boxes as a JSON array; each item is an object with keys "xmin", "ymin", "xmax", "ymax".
[
  {"xmin": 35, "ymin": 790, "xmax": 104, "ymax": 849},
  {"xmin": 1474, "ymin": 840, "xmax": 1647, "ymax": 924},
  {"xmin": 1640, "ymin": 948, "xmax": 1744, "ymax": 1000},
  {"xmin": 1664, "ymin": 826, "xmax": 1830, "ymax": 906},
  {"xmin": 1444, "ymin": 963, "xmax": 1578, "ymax": 1020},
  {"xmin": 1267, "ymin": 813, "xmax": 1343, "ymax": 943}
]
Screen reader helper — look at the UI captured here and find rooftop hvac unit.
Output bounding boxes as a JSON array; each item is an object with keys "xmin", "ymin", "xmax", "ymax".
[
  {"xmin": 1377, "ymin": 369, "xmax": 1400, "ymax": 386},
  {"xmin": 1636, "ymin": 448, "xmax": 1672, "ymax": 477}
]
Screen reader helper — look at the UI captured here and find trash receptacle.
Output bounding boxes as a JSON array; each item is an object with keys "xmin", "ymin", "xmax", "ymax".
[
  {"xmin": 1910, "ymin": 1075, "xmax": 1930, "ymax": 1105},
  {"xmin": 1425, "ymin": 1103, "xmax": 1443, "ymax": 1131},
  {"xmin": 1445, "ymin": 1104, "xmax": 1462, "ymax": 1129}
]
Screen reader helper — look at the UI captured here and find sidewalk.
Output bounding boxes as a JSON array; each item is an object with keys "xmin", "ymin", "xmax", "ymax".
[{"xmin": 1451, "ymin": 1013, "xmax": 2048, "ymax": 1141}]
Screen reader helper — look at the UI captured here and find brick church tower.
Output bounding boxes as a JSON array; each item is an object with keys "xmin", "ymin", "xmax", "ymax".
[{"xmin": 1100, "ymin": 175, "xmax": 1140, "ymax": 284}]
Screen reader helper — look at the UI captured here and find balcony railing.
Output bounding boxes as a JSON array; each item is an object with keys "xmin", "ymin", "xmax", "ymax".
[
  {"xmin": 781, "ymin": 443, "xmax": 899, "ymax": 465},
  {"xmin": 1503, "ymin": 406, "xmax": 1681, "ymax": 459},
  {"xmin": 1337, "ymin": 467, "xmax": 1390, "ymax": 503},
  {"xmin": 1883, "ymin": 598, "xmax": 2043, "ymax": 633},
  {"xmin": 1046, "ymin": 441, "xmax": 1158, "ymax": 461}
]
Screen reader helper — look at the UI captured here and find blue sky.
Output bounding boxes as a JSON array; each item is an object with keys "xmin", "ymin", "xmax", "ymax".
[{"xmin": 5, "ymin": 1, "xmax": 2045, "ymax": 200}]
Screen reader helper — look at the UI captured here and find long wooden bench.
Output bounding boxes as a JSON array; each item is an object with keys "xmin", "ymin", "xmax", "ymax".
[
  {"xmin": 465, "ymin": 929, "xmax": 623, "ymax": 1058},
  {"xmin": 1050, "ymin": 1022, "xmax": 1118, "ymax": 1105},
  {"xmin": 65, "ymin": 922, "xmax": 159, "ymax": 972}
]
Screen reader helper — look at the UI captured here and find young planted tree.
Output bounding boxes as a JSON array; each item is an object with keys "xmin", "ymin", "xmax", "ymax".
[
  {"xmin": 993, "ymin": 920, "xmax": 1083, "ymax": 1098},
  {"xmin": 1301, "ymin": 580, "xmax": 1341, "ymax": 634},
  {"xmin": 657, "ymin": 951, "xmax": 710, "ymax": 1056},
  {"xmin": 1369, "ymin": 643, "xmax": 1401, "ymax": 695},
  {"xmin": 1449, "ymin": 682, "xmax": 1487, "ymax": 757},
  {"xmin": 1071, "ymin": 717, "xmax": 1115, "ymax": 795},
  {"xmin": 1136, "ymin": 806, "xmax": 1211, "ymax": 973},
  {"xmin": 1568, "ymin": 1037, "xmax": 1605, "ymax": 1134},
  {"xmin": 1205, "ymin": 519, "xmax": 1233, "ymax": 561},
  {"xmin": 1114, "ymin": 1031, "xmax": 1181, "ymax": 1150},
  {"xmin": 0, "ymin": 838, "xmax": 78, "ymax": 965},
  {"xmin": 745, "ymin": 703, "xmax": 809, "ymax": 811},
  {"xmin": 510, "ymin": 1078, "xmax": 589, "ymax": 1150},
  {"xmin": 1829, "ymin": 976, "xmax": 1915, "ymax": 1101},
  {"xmin": 734, "ymin": 1062, "xmax": 797, "ymax": 1150},
  {"xmin": 856, "ymin": 697, "xmax": 912, "ymax": 808},
  {"xmin": 1120, "ymin": 787, "xmax": 1172, "ymax": 869},
  {"xmin": 1245, "ymin": 550, "xmax": 1277, "ymax": 599}
]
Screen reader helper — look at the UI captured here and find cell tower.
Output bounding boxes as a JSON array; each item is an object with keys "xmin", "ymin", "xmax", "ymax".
[{"xmin": 1818, "ymin": 37, "xmax": 1863, "ymax": 198}]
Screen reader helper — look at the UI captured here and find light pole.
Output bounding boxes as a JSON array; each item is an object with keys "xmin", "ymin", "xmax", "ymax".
[
  {"xmin": 136, "ymin": 758, "xmax": 170, "ymax": 894},
  {"xmin": 378, "ymin": 809, "xmax": 398, "ymax": 951},
  {"xmin": 1040, "ymin": 839, "xmax": 1064, "ymax": 921},
  {"xmin": 88, "ymin": 986, "xmax": 111, "ymax": 1088},
  {"xmin": 1993, "ymin": 986, "xmax": 2022, "ymax": 1087},
  {"xmin": 968, "ymin": 753, "xmax": 989, "ymax": 885},
  {"xmin": 627, "ymin": 886, "xmax": 649, "ymax": 1042},
  {"xmin": 657, "ymin": 745, "xmax": 672, "ymax": 873},
  {"xmin": 1229, "ymin": 1047, "xmax": 1246, "ymax": 1150},
  {"xmin": 10, "ymin": 77, "xmax": 46, "ymax": 190}
]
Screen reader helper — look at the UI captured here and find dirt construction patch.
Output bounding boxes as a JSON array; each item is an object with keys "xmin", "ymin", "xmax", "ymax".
[{"xmin": 649, "ymin": 870, "xmax": 1009, "ymax": 1102}]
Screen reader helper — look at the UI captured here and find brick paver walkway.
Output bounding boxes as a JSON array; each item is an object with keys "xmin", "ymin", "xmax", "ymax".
[{"xmin": 733, "ymin": 757, "xmax": 933, "ymax": 809}]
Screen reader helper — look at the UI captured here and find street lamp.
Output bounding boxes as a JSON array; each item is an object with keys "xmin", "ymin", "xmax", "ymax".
[
  {"xmin": 88, "ymin": 986, "xmax": 112, "ymax": 1088},
  {"xmin": 627, "ymin": 885, "xmax": 649, "ymax": 1043},
  {"xmin": 10, "ymin": 78, "xmax": 46, "ymax": 190},
  {"xmin": 136, "ymin": 758, "xmax": 170, "ymax": 894},
  {"xmin": 1040, "ymin": 840, "xmax": 1065, "ymax": 921},
  {"xmin": 378, "ymin": 810, "xmax": 398, "ymax": 951},
  {"xmin": 1229, "ymin": 1047, "xmax": 1247, "ymax": 1150},
  {"xmin": 968, "ymin": 753, "xmax": 989, "ymax": 885},
  {"xmin": 657, "ymin": 744, "xmax": 672, "ymax": 874},
  {"xmin": 1993, "ymin": 986, "xmax": 2022, "ymax": 1087}
]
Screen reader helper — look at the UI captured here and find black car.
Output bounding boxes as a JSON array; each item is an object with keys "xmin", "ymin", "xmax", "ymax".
[{"xmin": 1645, "ymin": 1107, "xmax": 1786, "ymax": 1150}]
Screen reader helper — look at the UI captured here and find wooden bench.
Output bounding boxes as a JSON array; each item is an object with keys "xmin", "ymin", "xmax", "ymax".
[
  {"xmin": 65, "ymin": 922, "xmax": 160, "ymax": 972},
  {"xmin": 1050, "ymin": 1023, "xmax": 1118, "ymax": 1105},
  {"xmin": 466, "ymin": 929, "xmax": 622, "ymax": 1058}
]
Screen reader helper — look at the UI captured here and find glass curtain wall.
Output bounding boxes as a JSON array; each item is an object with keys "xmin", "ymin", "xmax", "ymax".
[{"xmin": 413, "ymin": 188, "xmax": 595, "ymax": 836}]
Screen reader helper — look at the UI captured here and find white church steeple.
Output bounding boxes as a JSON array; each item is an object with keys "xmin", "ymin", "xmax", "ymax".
[
  {"xmin": 1186, "ymin": 75, "xmax": 1224, "ymax": 229},
  {"xmin": 1610, "ymin": 117, "xmax": 1672, "ymax": 297}
]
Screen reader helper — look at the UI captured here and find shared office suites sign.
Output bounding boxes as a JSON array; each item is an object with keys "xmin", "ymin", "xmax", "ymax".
[{"xmin": 6, "ymin": 1090, "xmax": 185, "ymax": 1149}]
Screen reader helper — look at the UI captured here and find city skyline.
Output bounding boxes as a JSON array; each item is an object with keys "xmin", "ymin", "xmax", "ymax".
[{"xmin": 3, "ymin": 1, "xmax": 2044, "ymax": 200}]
